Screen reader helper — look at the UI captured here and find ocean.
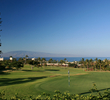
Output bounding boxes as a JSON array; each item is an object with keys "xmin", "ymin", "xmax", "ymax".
[{"xmin": 3, "ymin": 57, "xmax": 110, "ymax": 62}]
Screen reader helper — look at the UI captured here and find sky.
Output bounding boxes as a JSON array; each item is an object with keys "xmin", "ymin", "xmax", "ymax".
[{"xmin": 1, "ymin": 0, "xmax": 110, "ymax": 57}]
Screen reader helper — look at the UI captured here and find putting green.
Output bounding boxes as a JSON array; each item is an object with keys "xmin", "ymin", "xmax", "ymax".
[{"xmin": 34, "ymin": 72, "xmax": 110, "ymax": 95}]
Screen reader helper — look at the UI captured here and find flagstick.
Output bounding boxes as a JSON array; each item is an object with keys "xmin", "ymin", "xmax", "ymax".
[{"xmin": 68, "ymin": 70, "xmax": 70, "ymax": 86}]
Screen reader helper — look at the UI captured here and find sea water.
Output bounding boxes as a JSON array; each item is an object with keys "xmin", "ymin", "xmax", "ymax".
[{"xmin": 3, "ymin": 57, "xmax": 110, "ymax": 62}]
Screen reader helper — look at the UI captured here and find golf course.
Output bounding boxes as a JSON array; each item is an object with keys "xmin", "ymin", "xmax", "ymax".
[{"xmin": 1, "ymin": 64, "xmax": 110, "ymax": 99}]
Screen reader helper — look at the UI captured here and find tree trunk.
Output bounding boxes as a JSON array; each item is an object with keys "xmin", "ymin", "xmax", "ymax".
[
  {"xmin": 87, "ymin": 64, "xmax": 88, "ymax": 71},
  {"xmin": 95, "ymin": 65, "xmax": 96, "ymax": 71},
  {"xmin": 100, "ymin": 65, "xmax": 101, "ymax": 71}
]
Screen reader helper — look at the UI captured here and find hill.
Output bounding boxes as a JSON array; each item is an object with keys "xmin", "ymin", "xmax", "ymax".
[{"xmin": 2, "ymin": 51, "xmax": 78, "ymax": 57}]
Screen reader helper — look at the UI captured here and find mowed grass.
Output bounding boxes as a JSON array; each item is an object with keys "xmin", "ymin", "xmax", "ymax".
[{"xmin": 1, "ymin": 65, "xmax": 110, "ymax": 98}]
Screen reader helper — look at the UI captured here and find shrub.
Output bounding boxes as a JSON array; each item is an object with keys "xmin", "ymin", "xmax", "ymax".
[
  {"xmin": 68, "ymin": 63, "xmax": 78, "ymax": 68},
  {"xmin": 0, "ymin": 62, "xmax": 5, "ymax": 70},
  {"xmin": 28, "ymin": 60, "xmax": 40, "ymax": 67}
]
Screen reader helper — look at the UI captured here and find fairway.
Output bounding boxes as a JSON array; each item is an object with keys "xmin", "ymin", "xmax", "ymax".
[{"xmin": 1, "ymin": 65, "xmax": 110, "ymax": 98}]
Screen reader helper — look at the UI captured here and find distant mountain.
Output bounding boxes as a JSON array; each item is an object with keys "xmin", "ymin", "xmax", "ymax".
[{"xmin": 2, "ymin": 50, "xmax": 78, "ymax": 57}]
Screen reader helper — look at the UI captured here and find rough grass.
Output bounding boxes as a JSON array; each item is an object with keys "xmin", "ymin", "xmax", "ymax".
[{"xmin": 1, "ymin": 65, "xmax": 110, "ymax": 98}]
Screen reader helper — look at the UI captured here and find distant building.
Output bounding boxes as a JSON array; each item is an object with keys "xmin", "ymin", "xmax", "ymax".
[
  {"xmin": 0, "ymin": 57, "xmax": 3, "ymax": 61},
  {"xmin": 62, "ymin": 63, "xmax": 68, "ymax": 66},
  {"xmin": 68, "ymin": 61, "xmax": 78, "ymax": 64},
  {"xmin": 46, "ymin": 63, "xmax": 68, "ymax": 66},
  {"xmin": 77, "ymin": 64, "xmax": 82, "ymax": 67},
  {"xmin": 32, "ymin": 58, "xmax": 35, "ymax": 61},
  {"xmin": 10, "ymin": 57, "xmax": 13, "ymax": 60}
]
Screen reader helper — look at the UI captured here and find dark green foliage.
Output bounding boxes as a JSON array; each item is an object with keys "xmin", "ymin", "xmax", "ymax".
[
  {"xmin": 68, "ymin": 63, "xmax": 78, "ymax": 68},
  {"xmin": 0, "ymin": 91, "xmax": 6, "ymax": 100},
  {"xmin": 8, "ymin": 61, "xmax": 24, "ymax": 70},
  {"xmin": 59, "ymin": 59, "xmax": 65, "ymax": 64},
  {"xmin": 79, "ymin": 57, "xmax": 110, "ymax": 71},
  {"xmin": 89, "ymin": 83, "xmax": 98, "ymax": 92},
  {"xmin": 0, "ymin": 62, "xmax": 5, "ymax": 70},
  {"xmin": 28, "ymin": 60, "xmax": 40, "ymax": 67},
  {"xmin": 48, "ymin": 58, "xmax": 53, "ymax": 63},
  {"xmin": 104, "ymin": 66, "xmax": 110, "ymax": 71},
  {"xmin": 13, "ymin": 58, "xmax": 17, "ymax": 61},
  {"xmin": 53, "ymin": 60, "xmax": 57, "ymax": 63},
  {"xmin": 0, "ymin": 60, "xmax": 24, "ymax": 70}
]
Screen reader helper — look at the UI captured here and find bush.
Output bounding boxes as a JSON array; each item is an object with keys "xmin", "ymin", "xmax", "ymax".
[
  {"xmin": 68, "ymin": 63, "xmax": 78, "ymax": 68},
  {"xmin": 28, "ymin": 60, "xmax": 40, "ymax": 67},
  {"xmin": 0, "ymin": 62, "xmax": 5, "ymax": 70},
  {"xmin": 104, "ymin": 67, "xmax": 110, "ymax": 71},
  {"xmin": 8, "ymin": 61, "xmax": 24, "ymax": 70}
]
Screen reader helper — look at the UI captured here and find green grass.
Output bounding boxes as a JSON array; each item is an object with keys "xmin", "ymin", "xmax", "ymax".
[{"xmin": 1, "ymin": 65, "xmax": 110, "ymax": 98}]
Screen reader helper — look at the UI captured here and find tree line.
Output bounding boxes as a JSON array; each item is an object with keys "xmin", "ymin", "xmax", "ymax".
[
  {"xmin": 79, "ymin": 58, "xmax": 110, "ymax": 71},
  {"xmin": 1, "ymin": 55, "xmax": 110, "ymax": 71}
]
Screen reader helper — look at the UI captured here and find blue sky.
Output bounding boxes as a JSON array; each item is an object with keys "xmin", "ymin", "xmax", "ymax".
[{"xmin": 1, "ymin": 0, "xmax": 110, "ymax": 57}]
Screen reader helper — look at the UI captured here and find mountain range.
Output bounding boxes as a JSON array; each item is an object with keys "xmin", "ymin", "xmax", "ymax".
[{"xmin": 1, "ymin": 51, "xmax": 79, "ymax": 57}]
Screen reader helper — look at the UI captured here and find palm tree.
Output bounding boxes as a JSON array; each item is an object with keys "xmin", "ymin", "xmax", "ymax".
[
  {"xmin": 102, "ymin": 59, "xmax": 108, "ymax": 70},
  {"xmin": 89, "ymin": 59, "xmax": 93, "ymax": 70},
  {"xmin": 42, "ymin": 58, "xmax": 46, "ymax": 62},
  {"xmin": 64, "ymin": 58, "xmax": 67, "ymax": 63},
  {"xmin": 10, "ymin": 56, "xmax": 12, "ymax": 59},
  {"xmin": 81, "ymin": 58, "xmax": 85, "ymax": 71},
  {"xmin": 37, "ymin": 57, "xmax": 41, "ymax": 62},
  {"xmin": 18, "ymin": 57, "xmax": 23, "ymax": 61},
  {"xmin": 94, "ymin": 58, "xmax": 98, "ymax": 71},
  {"xmin": 42, "ymin": 58, "xmax": 46, "ymax": 66},
  {"xmin": 60, "ymin": 59, "xmax": 64, "ymax": 66},
  {"xmin": 48, "ymin": 58, "xmax": 53, "ymax": 68},
  {"xmin": 26, "ymin": 55, "xmax": 28, "ymax": 59},
  {"xmin": 53, "ymin": 60, "xmax": 57, "ymax": 63},
  {"xmin": 37, "ymin": 57, "xmax": 42, "ymax": 66},
  {"xmin": 23, "ymin": 57, "xmax": 26, "ymax": 64},
  {"xmin": 85, "ymin": 59, "xmax": 89, "ymax": 71},
  {"xmin": 48, "ymin": 58, "xmax": 53, "ymax": 63},
  {"xmin": 98, "ymin": 59, "xmax": 102, "ymax": 71},
  {"xmin": 105, "ymin": 59, "xmax": 108, "ymax": 67},
  {"xmin": 25, "ymin": 55, "xmax": 28, "ymax": 64}
]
